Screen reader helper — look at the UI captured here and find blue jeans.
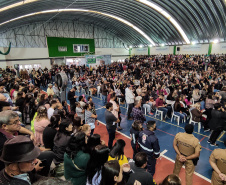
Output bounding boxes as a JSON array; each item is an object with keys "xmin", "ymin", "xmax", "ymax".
[
  {"xmin": 143, "ymin": 104, "xmax": 151, "ymax": 113},
  {"xmin": 174, "ymin": 112, "xmax": 187, "ymax": 120},
  {"xmin": 158, "ymin": 107, "xmax": 168, "ymax": 118},
  {"xmin": 102, "ymin": 95, "xmax": 107, "ymax": 104}
]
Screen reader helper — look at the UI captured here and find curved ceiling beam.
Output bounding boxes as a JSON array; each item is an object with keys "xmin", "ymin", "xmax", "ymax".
[
  {"xmin": 137, "ymin": 0, "xmax": 190, "ymax": 44},
  {"xmin": 0, "ymin": 8, "xmax": 156, "ymax": 46},
  {"xmin": 0, "ymin": 0, "xmax": 38, "ymax": 12}
]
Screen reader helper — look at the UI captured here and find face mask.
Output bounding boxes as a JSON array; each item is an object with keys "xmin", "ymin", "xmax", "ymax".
[{"xmin": 153, "ymin": 126, "xmax": 157, "ymax": 131}]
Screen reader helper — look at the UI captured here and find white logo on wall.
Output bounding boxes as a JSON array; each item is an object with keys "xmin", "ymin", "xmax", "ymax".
[{"xmin": 58, "ymin": 46, "xmax": 67, "ymax": 52}]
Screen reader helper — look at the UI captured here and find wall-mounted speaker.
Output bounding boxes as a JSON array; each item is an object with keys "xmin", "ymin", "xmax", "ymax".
[{"xmin": 177, "ymin": 47, "xmax": 180, "ymax": 51}]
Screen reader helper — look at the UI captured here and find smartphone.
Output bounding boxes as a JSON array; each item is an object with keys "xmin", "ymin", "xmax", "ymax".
[{"xmin": 40, "ymin": 159, "xmax": 47, "ymax": 167}]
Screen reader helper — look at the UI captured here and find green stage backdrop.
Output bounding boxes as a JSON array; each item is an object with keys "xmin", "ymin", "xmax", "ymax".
[{"xmin": 47, "ymin": 37, "xmax": 95, "ymax": 57}]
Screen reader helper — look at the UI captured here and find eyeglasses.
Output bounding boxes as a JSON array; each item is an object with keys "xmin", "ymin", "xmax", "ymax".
[{"xmin": 8, "ymin": 119, "xmax": 20, "ymax": 125}]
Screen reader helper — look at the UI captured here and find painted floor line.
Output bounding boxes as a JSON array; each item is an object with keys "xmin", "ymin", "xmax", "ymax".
[
  {"xmin": 95, "ymin": 107, "xmax": 105, "ymax": 110},
  {"xmin": 97, "ymin": 120, "xmax": 211, "ymax": 183},
  {"xmin": 162, "ymin": 154, "xmax": 211, "ymax": 183}
]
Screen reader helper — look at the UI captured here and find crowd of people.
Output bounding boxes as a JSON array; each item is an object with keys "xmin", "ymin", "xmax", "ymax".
[{"xmin": 0, "ymin": 53, "xmax": 225, "ymax": 185}]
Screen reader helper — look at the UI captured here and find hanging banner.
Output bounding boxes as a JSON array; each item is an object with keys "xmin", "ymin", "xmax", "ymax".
[
  {"xmin": 0, "ymin": 42, "xmax": 11, "ymax": 55},
  {"xmin": 85, "ymin": 55, "xmax": 111, "ymax": 67}
]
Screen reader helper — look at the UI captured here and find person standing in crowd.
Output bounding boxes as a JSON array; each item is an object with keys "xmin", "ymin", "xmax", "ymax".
[
  {"xmin": 108, "ymin": 139, "xmax": 128, "ymax": 166},
  {"xmin": 0, "ymin": 136, "xmax": 42, "ymax": 185},
  {"xmin": 130, "ymin": 121, "xmax": 143, "ymax": 159},
  {"xmin": 105, "ymin": 102, "xmax": 120, "ymax": 149},
  {"xmin": 126, "ymin": 85, "xmax": 135, "ymax": 120},
  {"xmin": 138, "ymin": 120, "xmax": 160, "ymax": 176},
  {"xmin": 47, "ymin": 99, "xmax": 58, "ymax": 120},
  {"xmin": 208, "ymin": 103, "xmax": 226, "ymax": 146},
  {"xmin": 109, "ymin": 92, "xmax": 122, "ymax": 130},
  {"xmin": 68, "ymin": 86, "xmax": 78, "ymax": 113},
  {"xmin": 101, "ymin": 81, "xmax": 109, "ymax": 104},
  {"xmin": 173, "ymin": 124, "xmax": 201, "ymax": 185},
  {"xmin": 53, "ymin": 83, "xmax": 60, "ymax": 98},
  {"xmin": 127, "ymin": 152, "xmax": 156, "ymax": 185},
  {"xmin": 84, "ymin": 103, "xmax": 97, "ymax": 135},
  {"xmin": 209, "ymin": 140, "xmax": 226, "ymax": 185},
  {"xmin": 132, "ymin": 100, "xmax": 146, "ymax": 124}
]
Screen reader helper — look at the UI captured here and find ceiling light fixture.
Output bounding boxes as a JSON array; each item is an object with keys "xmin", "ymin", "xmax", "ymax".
[
  {"xmin": 191, "ymin": 41, "xmax": 196, "ymax": 45},
  {"xmin": 0, "ymin": 8, "xmax": 156, "ymax": 46},
  {"xmin": 213, "ymin": 39, "xmax": 219, "ymax": 44},
  {"xmin": 129, "ymin": 46, "xmax": 132, "ymax": 48},
  {"xmin": 139, "ymin": 45, "xmax": 143, "ymax": 48},
  {"xmin": 161, "ymin": 44, "xmax": 165, "ymax": 47},
  {"xmin": 137, "ymin": 0, "xmax": 190, "ymax": 44}
]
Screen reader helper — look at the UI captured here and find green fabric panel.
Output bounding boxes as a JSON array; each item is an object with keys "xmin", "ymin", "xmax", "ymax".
[
  {"xmin": 0, "ymin": 42, "xmax": 11, "ymax": 55},
  {"xmin": 173, "ymin": 45, "xmax": 176, "ymax": 55},
  {"xmin": 148, "ymin": 46, "xmax": 150, "ymax": 55},
  {"xmin": 129, "ymin": 48, "xmax": 132, "ymax": 56},
  {"xmin": 47, "ymin": 37, "xmax": 95, "ymax": 57},
  {"xmin": 208, "ymin": 43, "xmax": 212, "ymax": 55}
]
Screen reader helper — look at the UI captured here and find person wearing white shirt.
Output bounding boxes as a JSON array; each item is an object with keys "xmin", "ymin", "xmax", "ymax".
[{"xmin": 126, "ymin": 85, "xmax": 135, "ymax": 120}]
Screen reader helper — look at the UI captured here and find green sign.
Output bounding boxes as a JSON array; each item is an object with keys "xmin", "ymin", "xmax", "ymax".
[{"xmin": 87, "ymin": 57, "xmax": 96, "ymax": 64}]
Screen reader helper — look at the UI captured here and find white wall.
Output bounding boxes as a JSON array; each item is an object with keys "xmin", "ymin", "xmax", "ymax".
[
  {"xmin": 0, "ymin": 47, "xmax": 51, "ymax": 69},
  {"xmin": 0, "ymin": 47, "xmax": 7, "ymax": 69},
  {"xmin": 177, "ymin": 44, "xmax": 209, "ymax": 55},
  {"xmin": 211, "ymin": 43, "xmax": 226, "ymax": 54},
  {"xmin": 95, "ymin": 48, "xmax": 129, "ymax": 56},
  {"xmin": 131, "ymin": 43, "xmax": 226, "ymax": 56}
]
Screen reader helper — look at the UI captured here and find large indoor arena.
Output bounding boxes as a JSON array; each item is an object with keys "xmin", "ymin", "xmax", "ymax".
[{"xmin": 0, "ymin": 1, "xmax": 226, "ymax": 185}]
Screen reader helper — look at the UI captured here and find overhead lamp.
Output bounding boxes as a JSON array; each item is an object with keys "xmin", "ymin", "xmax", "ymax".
[
  {"xmin": 0, "ymin": 8, "xmax": 156, "ymax": 46},
  {"xmin": 139, "ymin": 45, "xmax": 143, "ymax": 48},
  {"xmin": 161, "ymin": 44, "xmax": 165, "ymax": 47},
  {"xmin": 149, "ymin": 45, "xmax": 153, "ymax": 47},
  {"xmin": 136, "ymin": 0, "xmax": 190, "ymax": 44},
  {"xmin": 191, "ymin": 41, "xmax": 196, "ymax": 45},
  {"xmin": 213, "ymin": 39, "xmax": 219, "ymax": 44},
  {"xmin": 129, "ymin": 46, "xmax": 133, "ymax": 48}
]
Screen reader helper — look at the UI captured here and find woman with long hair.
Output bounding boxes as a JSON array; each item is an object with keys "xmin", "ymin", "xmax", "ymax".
[
  {"xmin": 130, "ymin": 121, "xmax": 143, "ymax": 159},
  {"xmin": 43, "ymin": 114, "xmax": 61, "ymax": 150},
  {"xmin": 86, "ymin": 145, "xmax": 110, "ymax": 185},
  {"xmin": 100, "ymin": 160, "xmax": 123, "ymax": 185},
  {"xmin": 64, "ymin": 132, "xmax": 90, "ymax": 185},
  {"xmin": 34, "ymin": 105, "xmax": 50, "ymax": 146},
  {"xmin": 108, "ymin": 139, "xmax": 128, "ymax": 166},
  {"xmin": 53, "ymin": 120, "xmax": 73, "ymax": 163}
]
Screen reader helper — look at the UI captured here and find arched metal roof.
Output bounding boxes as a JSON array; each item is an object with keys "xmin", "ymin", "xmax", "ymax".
[{"xmin": 0, "ymin": 0, "xmax": 225, "ymax": 46}]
